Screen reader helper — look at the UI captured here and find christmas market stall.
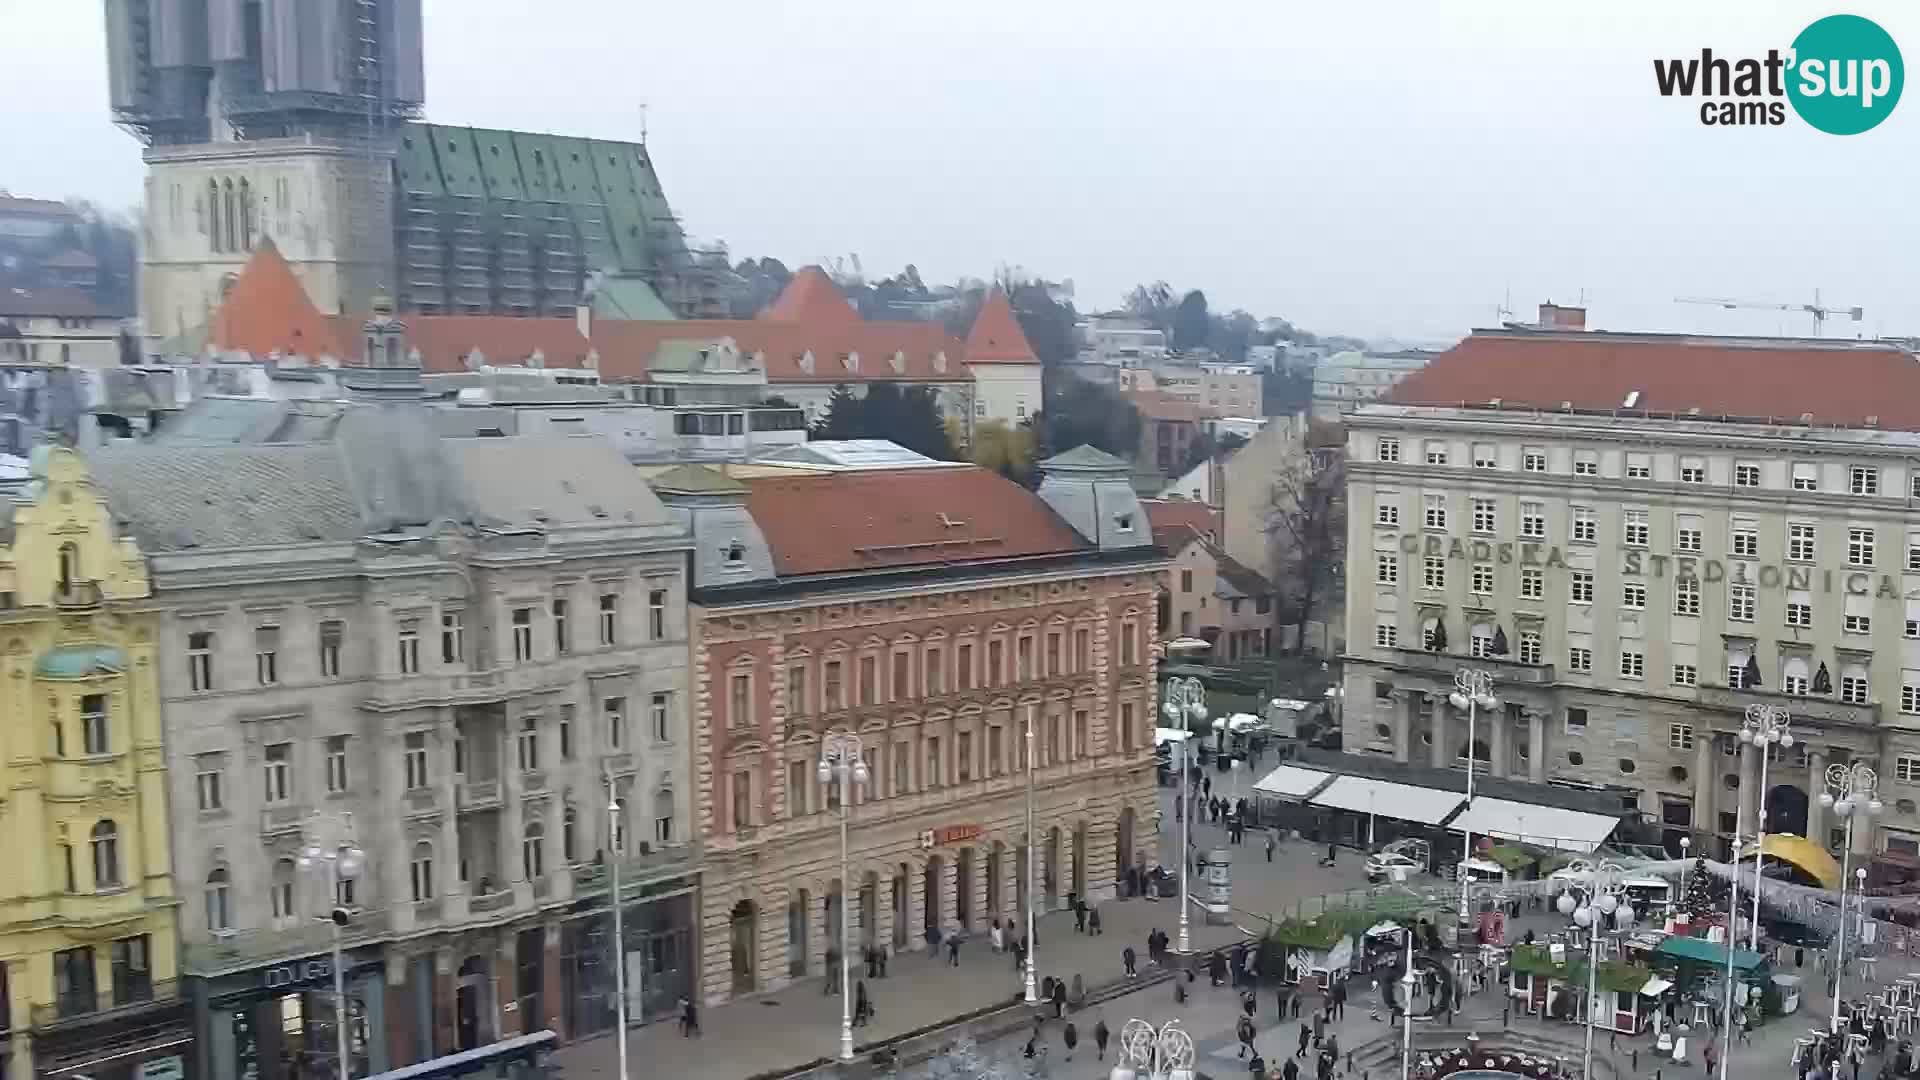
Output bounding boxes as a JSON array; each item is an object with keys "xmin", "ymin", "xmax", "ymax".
[{"xmin": 1506, "ymin": 942, "xmax": 1658, "ymax": 1033}]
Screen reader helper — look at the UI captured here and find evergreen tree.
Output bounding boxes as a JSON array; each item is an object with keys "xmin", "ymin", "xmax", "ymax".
[
  {"xmin": 1681, "ymin": 856, "xmax": 1728, "ymax": 919},
  {"xmin": 812, "ymin": 385, "xmax": 862, "ymax": 440}
]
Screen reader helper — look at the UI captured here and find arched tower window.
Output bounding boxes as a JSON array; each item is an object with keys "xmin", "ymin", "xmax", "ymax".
[
  {"xmin": 238, "ymin": 178, "xmax": 254, "ymax": 251},
  {"xmin": 222, "ymin": 179, "xmax": 238, "ymax": 254},
  {"xmin": 208, "ymin": 179, "xmax": 223, "ymax": 253}
]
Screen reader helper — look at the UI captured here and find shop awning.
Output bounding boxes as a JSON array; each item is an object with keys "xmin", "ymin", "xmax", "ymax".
[
  {"xmin": 1447, "ymin": 797, "xmax": 1620, "ymax": 854},
  {"xmin": 1740, "ymin": 834, "xmax": 1842, "ymax": 890},
  {"xmin": 1639, "ymin": 976, "xmax": 1673, "ymax": 997},
  {"xmin": 1252, "ymin": 764, "xmax": 1333, "ymax": 801},
  {"xmin": 1309, "ymin": 775, "xmax": 1462, "ymax": 825},
  {"xmin": 1155, "ymin": 727, "xmax": 1193, "ymax": 744},
  {"xmin": 1655, "ymin": 934, "xmax": 1765, "ymax": 971}
]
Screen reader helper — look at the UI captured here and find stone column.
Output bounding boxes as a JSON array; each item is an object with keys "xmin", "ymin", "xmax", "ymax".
[
  {"xmin": 1489, "ymin": 708, "xmax": 1509, "ymax": 780},
  {"xmin": 1431, "ymin": 697, "xmax": 1450, "ymax": 770},
  {"xmin": 1527, "ymin": 711, "xmax": 1545, "ymax": 783},
  {"xmin": 1692, "ymin": 735, "xmax": 1714, "ymax": 841},
  {"xmin": 1393, "ymin": 692, "xmax": 1413, "ymax": 763},
  {"xmin": 494, "ymin": 932, "xmax": 519, "ymax": 1038},
  {"xmin": 1806, "ymin": 749, "xmax": 1827, "ymax": 844},
  {"xmin": 1736, "ymin": 743, "xmax": 1758, "ymax": 839}
]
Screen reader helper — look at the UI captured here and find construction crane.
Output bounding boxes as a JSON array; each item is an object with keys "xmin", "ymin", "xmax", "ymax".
[{"xmin": 1674, "ymin": 291, "xmax": 1864, "ymax": 336}]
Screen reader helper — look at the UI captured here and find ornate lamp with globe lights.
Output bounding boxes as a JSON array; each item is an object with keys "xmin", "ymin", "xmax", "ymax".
[
  {"xmin": 1555, "ymin": 862, "xmax": 1636, "ymax": 1080},
  {"xmin": 1738, "ymin": 704, "xmax": 1792, "ymax": 950},
  {"xmin": 1110, "ymin": 1017, "xmax": 1196, "ymax": 1080},
  {"xmin": 297, "ymin": 812, "xmax": 366, "ymax": 1080},
  {"xmin": 1448, "ymin": 667, "xmax": 1497, "ymax": 998},
  {"xmin": 819, "ymin": 732, "xmax": 870, "ymax": 1062},
  {"xmin": 1820, "ymin": 762, "xmax": 1881, "ymax": 1080},
  {"xmin": 1162, "ymin": 676, "xmax": 1206, "ymax": 955}
]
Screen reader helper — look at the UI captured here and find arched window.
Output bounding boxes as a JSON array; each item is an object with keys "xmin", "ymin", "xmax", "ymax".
[
  {"xmin": 1469, "ymin": 622, "xmax": 1494, "ymax": 659},
  {"xmin": 523, "ymin": 820, "xmax": 545, "ymax": 879},
  {"xmin": 58, "ymin": 541, "xmax": 79, "ymax": 593},
  {"xmin": 222, "ymin": 179, "xmax": 237, "ymax": 254},
  {"xmin": 205, "ymin": 868, "xmax": 232, "ymax": 930},
  {"xmin": 562, "ymin": 807, "xmax": 577, "ymax": 864},
  {"xmin": 271, "ymin": 858, "xmax": 297, "ymax": 921},
  {"xmin": 90, "ymin": 819, "xmax": 120, "ymax": 888},
  {"xmin": 208, "ymin": 179, "xmax": 223, "ymax": 252},
  {"xmin": 238, "ymin": 178, "xmax": 253, "ymax": 250},
  {"xmin": 410, "ymin": 841, "xmax": 434, "ymax": 901},
  {"xmin": 654, "ymin": 787, "xmax": 675, "ymax": 845}
]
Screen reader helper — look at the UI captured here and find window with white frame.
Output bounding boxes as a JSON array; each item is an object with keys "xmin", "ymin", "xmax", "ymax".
[
  {"xmin": 1846, "ymin": 612, "xmax": 1872, "ymax": 635},
  {"xmin": 1849, "ymin": 526, "xmax": 1876, "ymax": 567},
  {"xmin": 1623, "ymin": 510, "xmax": 1650, "ymax": 546},
  {"xmin": 1902, "ymin": 684, "xmax": 1920, "ymax": 716},
  {"xmin": 1377, "ymin": 437, "xmax": 1401, "ymax": 462},
  {"xmin": 1469, "ymin": 625, "xmax": 1496, "ymax": 659},
  {"xmin": 1376, "ymin": 554, "xmax": 1399, "ymax": 585},
  {"xmin": 1569, "ymin": 647, "xmax": 1592, "ymax": 673},
  {"xmin": 1788, "ymin": 598, "xmax": 1813, "ymax": 627},
  {"xmin": 1792, "ymin": 462, "xmax": 1818, "ymax": 491},
  {"xmin": 1729, "ymin": 583, "xmax": 1756, "ymax": 622},
  {"xmin": 404, "ymin": 732, "xmax": 429, "ymax": 789},
  {"xmin": 1375, "ymin": 623, "xmax": 1398, "ymax": 648},
  {"xmin": 1680, "ymin": 458, "xmax": 1707, "ymax": 484},
  {"xmin": 1376, "ymin": 501, "xmax": 1400, "ymax": 527},
  {"xmin": 1672, "ymin": 664, "xmax": 1698, "ymax": 687},
  {"xmin": 1520, "ymin": 567, "xmax": 1544, "ymax": 600},
  {"xmin": 1620, "ymin": 649, "xmax": 1645, "ymax": 679},
  {"xmin": 1622, "ymin": 582, "xmax": 1646, "ymax": 609},
  {"xmin": 1851, "ymin": 464, "xmax": 1880, "ymax": 496},
  {"xmin": 1668, "ymin": 723, "xmax": 1694, "ymax": 750},
  {"xmin": 1518, "ymin": 630, "xmax": 1541, "ymax": 665},
  {"xmin": 1473, "ymin": 444, "xmax": 1497, "ymax": 469},
  {"xmin": 1908, "ymin": 533, "xmax": 1920, "ymax": 572},
  {"xmin": 1783, "ymin": 659, "xmax": 1810, "ymax": 695},
  {"xmin": 1472, "ymin": 497, "xmax": 1496, "ymax": 534},
  {"xmin": 1570, "ymin": 571, "xmax": 1593, "ymax": 603},
  {"xmin": 1523, "ymin": 448, "xmax": 1546, "ymax": 473},
  {"xmin": 1423, "ymin": 557, "xmax": 1445, "ymax": 589},
  {"xmin": 1912, "ymin": 473, "xmax": 1920, "ymax": 499},
  {"xmin": 1788, "ymin": 522, "xmax": 1817, "ymax": 562},
  {"xmin": 1425, "ymin": 441, "xmax": 1449, "ymax": 466},
  {"xmin": 1626, "ymin": 454, "xmax": 1652, "ymax": 480},
  {"xmin": 1573, "ymin": 451, "xmax": 1598, "ymax": 476},
  {"xmin": 1472, "ymin": 563, "xmax": 1494, "ymax": 595},
  {"xmin": 1734, "ymin": 462, "xmax": 1761, "ymax": 488},
  {"xmin": 1842, "ymin": 672, "xmax": 1871, "ymax": 705},
  {"xmin": 1520, "ymin": 501, "xmax": 1545, "ymax": 538},
  {"xmin": 1897, "ymin": 755, "xmax": 1920, "ymax": 783},
  {"xmin": 1731, "ymin": 524, "xmax": 1758, "ymax": 557},
  {"xmin": 1424, "ymin": 494, "xmax": 1447, "ymax": 529},
  {"xmin": 1571, "ymin": 507, "xmax": 1596, "ymax": 543},
  {"xmin": 1676, "ymin": 522, "xmax": 1702, "ymax": 552},
  {"xmin": 1674, "ymin": 576, "xmax": 1700, "ymax": 616}
]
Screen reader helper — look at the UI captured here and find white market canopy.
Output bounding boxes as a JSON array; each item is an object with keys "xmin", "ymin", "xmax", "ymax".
[
  {"xmin": 1448, "ymin": 796, "xmax": 1619, "ymax": 854},
  {"xmin": 1155, "ymin": 727, "xmax": 1193, "ymax": 744},
  {"xmin": 1309, "ymin": 775, "xmax": 1462, "ymax": 825},
  {"xmin": 1252, "ymin": 764, "xmax": 1333, "ymax": 801}
]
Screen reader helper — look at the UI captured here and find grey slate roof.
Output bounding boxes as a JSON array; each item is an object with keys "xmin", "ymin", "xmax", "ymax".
[
  {"xmin": 89, "ymin": 443, "xmax": 362, "ymax": 549},
  {"xmin": 1038, "ymin": 444, "xmax": 1129, "ymax": 471}
]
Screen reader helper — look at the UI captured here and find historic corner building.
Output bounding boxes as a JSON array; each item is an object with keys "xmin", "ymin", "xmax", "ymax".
[
  {"xmin": 84, "ymin": 329, "xmax": 698, "ymax": 1080},
  {"xmin": 656, "ymin": 444, "xmax": 1166, "ymax": 1004},
  {"xmin": 1340, "ymin": 326, "xmax": 1920, "ymax": 864},
  {"xmin": 0, "ymin": 449, "xmax": 189, "ymax": 1080}
]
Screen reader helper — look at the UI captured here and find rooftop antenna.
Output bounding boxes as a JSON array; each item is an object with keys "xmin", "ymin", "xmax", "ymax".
[
  {"xmin": 1494, "ymin": 285, "xmax": 1514, "ymax": 325},
  {"xmin": 640, "ymin": 102, "xmax": 649, "ymax": 146}
]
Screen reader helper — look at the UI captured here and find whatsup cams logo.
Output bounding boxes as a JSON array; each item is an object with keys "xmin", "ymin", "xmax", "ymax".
[{"xmin": 1653, "ymin": 14, "xmax": 1903, "ymax": 134}]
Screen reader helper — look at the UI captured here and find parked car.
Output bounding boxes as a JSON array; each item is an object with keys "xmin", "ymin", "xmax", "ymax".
[{"xmin": 1366, "ymin": 851, "xmax": 1422, "ymax": 883}]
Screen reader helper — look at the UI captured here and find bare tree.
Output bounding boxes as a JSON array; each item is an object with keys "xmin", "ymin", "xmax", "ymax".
[{"xmin": 1266, "ymin": 445, "xmax": 1345, "ymax": 655}]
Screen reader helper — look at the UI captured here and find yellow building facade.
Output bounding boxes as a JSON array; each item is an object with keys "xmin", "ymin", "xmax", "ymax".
[{"xmin": 0, "ymin": 448, "xmax": 189, "ymax": 1080}]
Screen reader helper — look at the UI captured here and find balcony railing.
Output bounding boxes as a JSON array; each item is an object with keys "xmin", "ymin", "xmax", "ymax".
[
  {"xmin": 364, "ymin": 665, "xmax": 571, "ymax": 711},
  {"xmin": 456, "ymin": 778, "xmax": 502, "ymax": 809},
  {"xmin": 1696, "ymin": 682, "xmax": 1880, "ymax": 728},
  {"xmin": 260, "ymin": 804, "xmax": 306, "ymax": 836},
  {"xmin": 53, "ymin": 581, "xmax": 103, "ymax": 610},
  {"xmin": 1387, "ymin": 647, "xmax": 1556, "ymax": 685},
  {"xmin": 571, "ymin": 845, "xmax": 698, "ymax": 897},
  {"xmin": 182, "ymin": 910, "xmax": 392, "ymax": 977},
  {"xmin": 31, "ymin": 979, "xmax": 178, "ymax": 1029},
  {"xmin": 469, "ymin": 889, "xmax": 515, "ymax": 914}
]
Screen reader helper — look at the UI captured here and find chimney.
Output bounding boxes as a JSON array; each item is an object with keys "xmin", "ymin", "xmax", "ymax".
[{"xmin": 1537, "ymin": 302, "xmax": 1586, "ymax": 331}]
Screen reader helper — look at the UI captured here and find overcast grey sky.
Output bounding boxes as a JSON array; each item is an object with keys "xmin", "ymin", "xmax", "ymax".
[{"xmin": 4, "ymin": 1, "xmax": 1916, "ymax": 342}]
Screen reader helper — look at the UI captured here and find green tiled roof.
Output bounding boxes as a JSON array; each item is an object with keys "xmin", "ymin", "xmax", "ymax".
[{"xmin": 36, "ymin": 645, "xmax": 128, "ymax": 679}]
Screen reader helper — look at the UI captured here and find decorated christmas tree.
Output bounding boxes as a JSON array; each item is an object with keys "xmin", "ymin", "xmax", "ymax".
[{"xmin": 1681, "ymin": 856, "xmax": 1729, "ymax": 921}]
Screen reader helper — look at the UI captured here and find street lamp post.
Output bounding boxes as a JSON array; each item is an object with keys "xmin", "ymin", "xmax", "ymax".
[
  {"xmin": 819, "ymin": 732, "xmax": 870, "ymax": 1062},
  {"xmin": 1555, "ymin": 862, "xmax": 1637, "ymax": 1080},
  {"xmin": 1399, "ymin": 926, "xmax": 1416, "ymax": 1080},
  {"xmin": 1448, "ymin": 667, "xmax": 1497, "ymax": 999},
  {"xmin": 1717, "ymin": 833, "xmax": 1744, "ymax": 1080},
  {"xmin": 1112, "ymin": 1017, "xmax": 1196, "ymax": 1080},
  {"xmin": 297, "ymin": 812, "xmax": 366, "ymax": 1080},
  {"xmin": 1738, "ymin": 704, "xmax": 1793, "ymax": 950},
  {"xmin": 1162, "ymin": 677, "xmax": 1206, "ymax": 956},
  {"xmin": 1821, "ymin": 762, "xmax": 1881, "ymax": 1080},
  {"xmin": 605, "ymin": 780, "xmax": 630, "ymax": 1080},
  {"xmin": 1025, "ymin": 704, "xmax": 1040, "ymax": 1003}
]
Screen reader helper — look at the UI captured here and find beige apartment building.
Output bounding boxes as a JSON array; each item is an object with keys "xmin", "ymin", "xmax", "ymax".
[{"xmin": 1340, "ymin": 328, "xmax": 1920, "ymax": 863}]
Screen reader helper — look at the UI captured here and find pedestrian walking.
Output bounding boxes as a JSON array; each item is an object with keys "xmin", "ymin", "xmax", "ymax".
[
  {"xmin": 823, "ymin": 947, "xmax": 838, "ymax": 995},
  {"xmin": 1238, "ymin": 1016, "xmax": 1257, "ymax": 1059},
  {"xmin": 853, "ymin": 981, "xmax": 873, "ymax": 1027},
  {"xmin": 1703, "ymin": 1043, "xmax": 1716, "ymax": 1076},
  {"xmin": 1243, "ymin": 990, "xmax": 1258, "ymax": 1018},
  {"xmin": 1266, "ymin": 832, "xmax": 1276, "ymax": 862},
  {"xmin": 1124, "ymin": 945, "xmax": 1138, "ymax": 976},
  {"xmin": 1090, "ymin": 905, "xmax": 1103, "ymax": 935},
  {"xmin": 1251, "ymin": 1050, "xmax": 1267, "ymax": 1080},
  {"xmin": 1291, "ymin": 992, "xmax": 1302, "ymax": 1019},
  {"xmin": 1276, "ymin": 987, "xmax": 1289, "ymax": 1022},
  {"xmin": 1296, "ymin": 1022, "xmax": 1310, "ymax": 1058},
  {"xmin": 1283, "ymin": 1055, "xmax": 1301, "ymax": 1080},
  {"xmin": 1064, "ymin": 1021, "xmax": 1079, "ymax": 1062},
  {"xmin": 878, "ymin": 945, "xmax": 888, "ymax": 978},
  {"xmin": 948, "ymin": 931, "xmax": 961, "ymax": 967},
  {"xmin": 679, "ymin": 996, "xmax": 700, "ymax": 1037},
  {"xmin": 1095, "ymin": 1017, "xmax": 1111, "ymax": 1061},
  {"xmin": 1074, "ymin": 896, "xmax": 1088, "ymax": 933},
  {"xmin": 1312, "ymin": 1009, "xmax": 1325, "ymax": 1048},
  {"xmin": 1051, "ymin": 976, "xmax": 1067, "ymax": 1018}
]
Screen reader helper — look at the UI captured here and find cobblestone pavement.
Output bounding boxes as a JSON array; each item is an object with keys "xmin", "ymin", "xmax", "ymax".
[{"xmin": 552, "ymin": 784, "xmax": 1913, "ymax": 1079}]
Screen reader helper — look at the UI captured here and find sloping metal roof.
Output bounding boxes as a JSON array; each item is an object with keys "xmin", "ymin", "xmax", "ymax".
[{"xmin": 1448, "ymin": 797, "xmax": 1619, "ymax": 855}]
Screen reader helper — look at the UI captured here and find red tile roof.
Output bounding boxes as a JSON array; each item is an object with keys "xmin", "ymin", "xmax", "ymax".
[
  {"xmin": 592, "ymin": 318, "xmax": 965, "ymax": 384},
  {"xmin": 1142, "ymin": 499, "xmax": 1221, "ymax": 544},
  {"xmin": 964, "ymin": 289, "xmax": 1038, "ymax": 364},
  {"xmin": 760, "ymin": 266, "xmax": 860, "ymax": 325},
  {"xmin": 1388, "ymin": 331, "xmax": 1920, "ymax": 431},
  {"xmin": 399, "ymin": 316, "xmax": 592, "ymax": 373},
  {"xmin": 210, "ymin": 241, "xmax": 348, "ymax": 358},
  {"xmin": 742, "ymin": 466, "xmax": 1086, "ymax": 576}
]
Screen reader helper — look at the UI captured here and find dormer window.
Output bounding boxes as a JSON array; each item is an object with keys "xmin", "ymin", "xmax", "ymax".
[
  {"xmin": 798, "ymin": 351, "xmax": 815, "ymax": 375},
  {"xmin": 1115, "ymin": 513, "xmax": 1134, "ymax": 532},
  {"xmin": 890, "ymin": 351, "xmax": 906, "ymax": 374},
  {"xmin": 724, "ymin": 541, "xmax": 746, "ymax": 564},
  {"xmin": 933, "ymin": 352, "xmax": 948, "ymax": 375},
  {"xmin": 840, "ymin": 352, "xmax": 858, "ymax": 373}
]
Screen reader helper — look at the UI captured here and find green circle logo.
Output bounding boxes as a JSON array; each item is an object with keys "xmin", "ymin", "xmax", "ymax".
[{"xmin": 1788, "ymin": 14, "xmax": 1904, "ymax": 134}]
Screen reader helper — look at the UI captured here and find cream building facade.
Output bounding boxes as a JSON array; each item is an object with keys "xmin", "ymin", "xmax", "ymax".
[{"xmin": 1340, "ymin": 330, "xmax": 1920, "ymax": 863}]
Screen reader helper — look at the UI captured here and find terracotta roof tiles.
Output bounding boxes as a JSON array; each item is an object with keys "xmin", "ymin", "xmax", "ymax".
[
  {"xmin": 964, "ymin": 288, "xmax": 1038, "ymax": 364},
  {"xmin": 742, "ymin": 466, "xmax": 1086, "ymax": 576},
  {"xmin": 209, "ymin": 241, "xmax": 348, "ymax": 359},
  {"xmin": 760, "ymin": 266, "xmax": 860, "ymax": 325},
  {"xmin": 1388, "ymin": 331, "xmax": 1920, "ymax": 431}
]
